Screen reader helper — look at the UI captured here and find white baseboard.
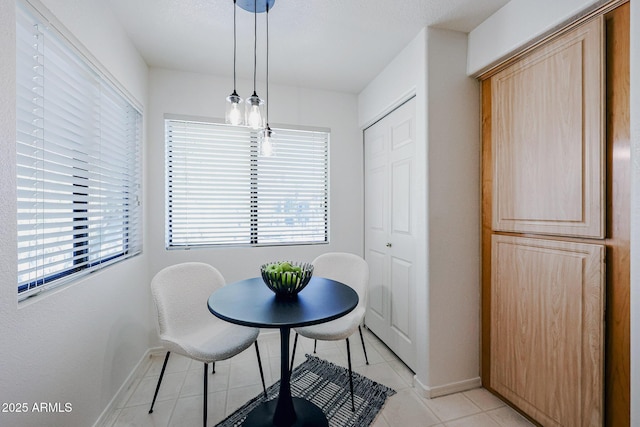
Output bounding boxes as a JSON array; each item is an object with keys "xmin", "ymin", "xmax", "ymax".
[
  {"xmin": 413, "ymin": 375, "xmax": 482, "ymax": 399},
  {"xmin": 92, "ymin": 347, "xmax": 163, "ymax": 427}
]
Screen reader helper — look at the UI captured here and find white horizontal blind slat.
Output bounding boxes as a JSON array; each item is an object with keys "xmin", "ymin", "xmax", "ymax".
[
  {"xmin": 166, "ymin": 120, "xmax": 253, "ymax": 246},
  {"xmin": 165, "ymin": 120, "xmax": 329, "ymax": 248},
  {"xmin": 16, "ymin": 2, "xmax": 142, "ymax": 300},
  {"xmin": 256, "ymin": 128, "xmax": 328, "ymax": 244}
]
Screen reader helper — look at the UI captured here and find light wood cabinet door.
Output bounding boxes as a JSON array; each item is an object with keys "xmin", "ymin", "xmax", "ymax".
[
  {"xmin": 490, "ymin": 235, "xmax": 605, "ymax": 427},
  {"xmin": 492, "ymin": 17, "xmax": 604, "ymax": 238}
]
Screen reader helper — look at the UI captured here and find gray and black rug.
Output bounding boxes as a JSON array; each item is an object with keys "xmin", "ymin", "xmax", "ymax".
[{"xmin": 215, "ymin": 355, "xmax": 396, "ymax": 427}]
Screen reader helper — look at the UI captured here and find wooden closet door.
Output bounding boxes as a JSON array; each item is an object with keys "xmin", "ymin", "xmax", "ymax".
[
  {"xmin": 492, "ymin": 17, "xmax": 604, "ymax": 238},
  {"xmin": 481, "ymin": 4, "xmax": 629, "ymax": 426},
  {"xmin": 491, "ymin": 235, "xmax": 605, "ymax": 427}
]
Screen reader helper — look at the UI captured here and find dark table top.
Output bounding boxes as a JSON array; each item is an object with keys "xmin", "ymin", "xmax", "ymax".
[{"xmin": 208, "ymin": 276, "xmax": 358, "ymax": 329}]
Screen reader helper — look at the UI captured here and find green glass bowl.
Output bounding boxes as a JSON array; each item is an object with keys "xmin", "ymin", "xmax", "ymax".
[{"xmin": 260, "ymin": 261, "xmax": 314, "ymax": 298}]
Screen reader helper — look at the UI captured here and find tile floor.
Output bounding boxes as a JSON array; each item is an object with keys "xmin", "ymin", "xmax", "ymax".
[{"xmin": 102, "ymin": 328, "xmax": 534, "ymax": 427}]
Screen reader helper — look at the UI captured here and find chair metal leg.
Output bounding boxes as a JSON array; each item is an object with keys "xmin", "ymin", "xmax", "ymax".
[
  {"xmin": 254, "ymin": 341, "xmax": 267, "ymax": 398},
  {"xmin": 149, "ymin": 351, "xmax": 170, "ymax": 414},
  {"xmin": 203, "ymin": 363, "xmax": 208, "ymax": 427},
  {"xmin": 212, "ymin": 362, "xmax": 215, "ymax": 374},
  {"xmin": 290, "ymin": 332, "xmax": 299, "ymax": 374},
  {"xmin": 313, "ymin": 339, "xmax": 317, "ymax": 353},
  {"xmin": 346, "ymin": 338, "xmax": 355, "ymax": 412},
  {"xmin": 358, "ymin": 326, "xmax": 369, "ymax": 365}
]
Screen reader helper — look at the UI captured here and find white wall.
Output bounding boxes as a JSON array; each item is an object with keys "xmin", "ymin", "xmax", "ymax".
[
  {"xmin": 357, "ymin": 30, "xmax": 425, "ymax": 128},
  {"xmin": 467, "ymin": 0, "xmax": 604, "ymax": 75},
  {"xmin": 0, "ymin": 0, "xmax": 150, "ymax": 426},
  {"xmin": 358, "ymin": 28, "xmax": 430, "ymax": 391},
  {"xmin": 469, "ymin": 0, "xmax": 640, "ymax": 421},
  {"xmin": 358, "ymin": 27, "xmax": 481, "ymax": 397},
  {"xmin": 146, "ymin": 68, "xmax": 362, "ymax": 298},
  {"xmin": 425, "ymin": 27, "xmax": 481, "ymax": 393}
]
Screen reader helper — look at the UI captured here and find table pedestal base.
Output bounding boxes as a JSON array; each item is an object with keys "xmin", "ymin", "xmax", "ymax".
[{"xmin": 242, "ymin": 397, "xmax": 328, "ymax": 427}]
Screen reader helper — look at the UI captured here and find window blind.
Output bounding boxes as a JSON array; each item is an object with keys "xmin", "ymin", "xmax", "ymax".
[
  {"xmin": 16, "ymin": 2, "xmax": 142, "ymax": 299},
  {"xmin": 166, "ymin": 119, "xmax": 329, "ymax": 248}
]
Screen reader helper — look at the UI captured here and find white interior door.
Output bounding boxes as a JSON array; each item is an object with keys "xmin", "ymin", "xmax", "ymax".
[{"xmin": 364, "ymin": 98, "xmax": 417, "ymax": 370}]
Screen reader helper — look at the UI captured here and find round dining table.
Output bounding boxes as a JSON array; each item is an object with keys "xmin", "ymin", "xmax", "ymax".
[{"xmin": 208, "ymin": 276, "xmax": 358, "ymax": 427}]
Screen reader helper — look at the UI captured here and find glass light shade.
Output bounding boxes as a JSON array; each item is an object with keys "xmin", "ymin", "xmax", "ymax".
[
  {"xmin": 259, "ymin": 126, "xmax": 274, "ymax": 156},
  {"xmin": 225, "ymin": 93, "xmax": 244, "ymax": 125},
  {"xmin": 245, "ymin": 93, "xmax": 265, "ymax": 129}
]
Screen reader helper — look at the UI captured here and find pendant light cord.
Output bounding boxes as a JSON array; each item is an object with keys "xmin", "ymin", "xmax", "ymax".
[
  {"xmin": 252, "ymin": 0, "xmax": 257, "ymax": 95},
  {"xmin": 233, "ymin": 0, "xmax": 237, "ymax": 93},
  {"xmin": 266, "ymin": 3, "xmax": 269, "ymax": 123}
]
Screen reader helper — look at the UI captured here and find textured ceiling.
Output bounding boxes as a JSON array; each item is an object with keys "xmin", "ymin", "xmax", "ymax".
[{"xmin": 108, "ymin": 0, "xmax": 509, "ymax": 93}]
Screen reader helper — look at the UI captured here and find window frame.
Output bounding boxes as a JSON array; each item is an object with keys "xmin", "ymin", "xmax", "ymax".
[
  {"xmin": 16, "ymin": 0, "xmax": 143, "ymax": 301},
  {"xmin": 164, "ymin": 116, "xmax": 330, "ymax": 249}
]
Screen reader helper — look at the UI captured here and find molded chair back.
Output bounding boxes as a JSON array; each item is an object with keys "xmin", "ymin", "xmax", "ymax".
[
  {"xmin": 151, "ymin": 262, "xmax": 226, "ymax": 350},
  {"xmin": 292, "ymin": 252, "xmax": 371, "ymax": 412},
  {"xmin": 148, "ymin": 262, "xmax": 266, "ymax": 426},
  {"xmin": 312, "ymin": 252, "xmax": 369, "ymax": 309}
]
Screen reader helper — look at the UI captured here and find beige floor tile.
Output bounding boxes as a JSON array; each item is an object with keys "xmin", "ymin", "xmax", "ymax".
[
  {"xmin": 102, "ymin": 408, "xmax": 121, "ymax": 427},
  {"xmin": 115, "ymin": 377, "xmax": 142, "ymax": 409},
  {"xmin": 228, "ymin": 354, "xmax": 272, "ymax": 389},
  {"xmin": 295, "ymin": 335, "xmax": 321, "ymax": 354},
  {"xmin": 486, "ymin": 406, "xmax": 536, "ymax": 427},
  {"xmin": 359, "ymin": 340, "xmax": 387, "ymax": 366},
  {"xmin": 225, "ymin": 384, "xmax": 264, "ymax": 416},
  {"xmin": 368, "ymin": 339, "xmax": 401, "ymax": 362},
  {"xmin": 333, "ymin": 334, "xmax": 387, "ymax": 368},
  {"xmin": 422, "ymin": 393, "xmax": 482, "ymax": 422},
  {"xmin": 180, "ymin": 365, "xmax": 230, "ymax": 397},
  {"xmin": 379, "ymin": 388, "xmax": 441, "ymax": 427},
  {"xmin": 314, "ymin": 346, "xmax": 350, "ymax": 368},
  {"xmin": 370, "ymin": 412, "xmax": 390, "ymax": 427},
  {"xmin": 112, "ymin": 400, "xmax": 174, "ymax": 427},
  {"xmin": 445, "ymin": 412, "xmax": 502, "ymax": 427},
  {"xmin": 208, "ymin": 356, "xmax": 233, "ymax": 369},
  {"xmin": 228, "ymin": 344, "xmax": 260, "ymax": 363},
  {"xmin": 260, "ymin": 334, "xmax": 284, "ymax": 359},
  {"xmin": 289, "ymin": 344, "xmax": 311, "ymax": 369},
  {"xmin": 106, "ymin": 328, "xmax": 530, "ymax": 427},
  {"xmin": 462, "ymin": 388, "xmax": 505, "ymax": 411},
  {"xmin": 126, "ymin": 372, "xmax": 186, "ymax": 407},
  {"xmin": 386, "ymin": 358, "xmax": 415, "ymax": 386},
  {"xmin": 145, "ymin": 353, "xmax": 191, "ymax": 376},
  {"xmin": 268, "ymin": 357, "xmax": 286, "ymax": 385},
  {"xmin": 309, "ymin": 338, "xmax": 341, "ymax": 352},
  {"xmin": 168, "ymin": 390, "xmax": 227, "ymax": 427},
  {"xmin": 354, "ymin": 362, "xmax": 411, "ymax": 391},
  {"xmin": 360, "ymin": 326, "xmax": 380, "ymax": 342}
]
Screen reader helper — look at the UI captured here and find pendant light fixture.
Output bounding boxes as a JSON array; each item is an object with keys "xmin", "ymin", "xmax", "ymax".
[
  {"xmin": 225, "ymin": 0, "xmax": 244, "ymax": 125},
  {"xmin": 245, "ymin": 0, "xmax": 265, "ymax": 129},
  {"xmin": 260, "ymin": 2, "xmax": 274, "ymax": 156}
]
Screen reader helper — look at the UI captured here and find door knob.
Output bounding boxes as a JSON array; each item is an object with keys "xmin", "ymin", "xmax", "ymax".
[{"xmin": 386, "ymin": 243, "xmax": 392, "ymax": 247}]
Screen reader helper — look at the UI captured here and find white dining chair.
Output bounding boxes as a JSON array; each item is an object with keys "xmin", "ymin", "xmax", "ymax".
[
  {"xmin": 290, "ymin": 252, "xmax": 370, "ymax": 411},
  {"xmin": 149, "ymin": 262, "xmax": 266, "ymax": 427}
]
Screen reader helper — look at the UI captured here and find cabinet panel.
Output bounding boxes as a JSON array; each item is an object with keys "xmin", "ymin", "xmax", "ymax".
[
  {"xmin": 492, "ymin": 17, "xmax": 604, "ymax": 237},
  {"xmin": 490, "ymin": 235, "xmax": 604, "ymax": 426}
]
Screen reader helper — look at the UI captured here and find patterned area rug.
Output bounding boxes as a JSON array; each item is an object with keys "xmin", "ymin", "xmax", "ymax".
[{"xmin": 215, "ymin": 355, "xmax": 396, "ymax": 427}]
